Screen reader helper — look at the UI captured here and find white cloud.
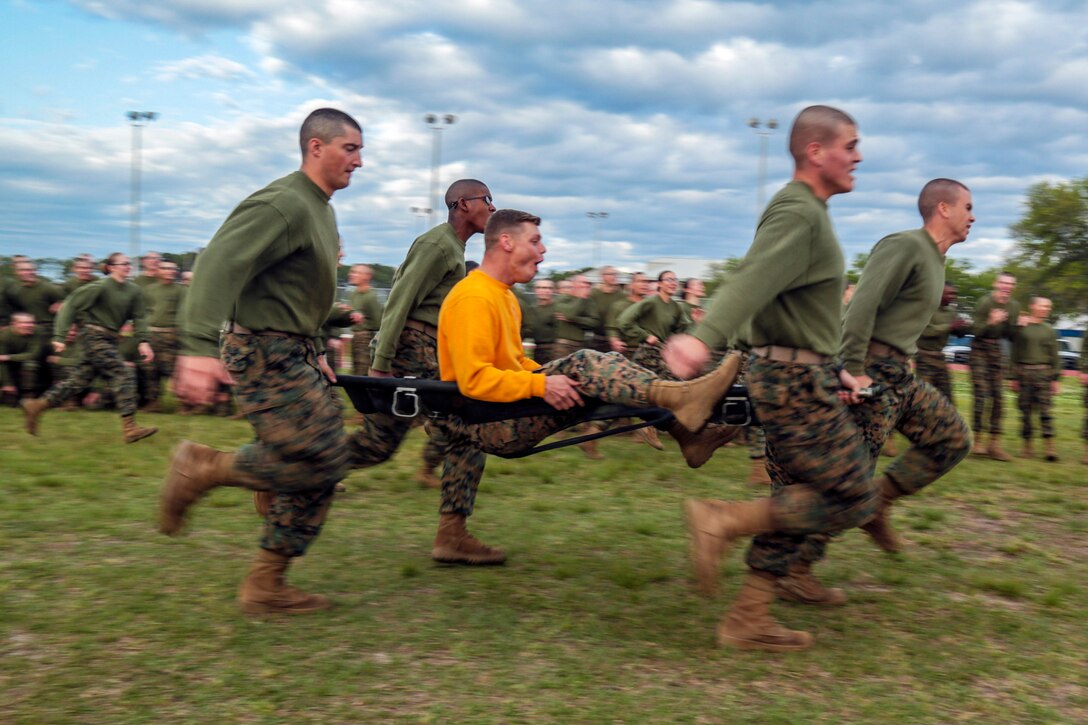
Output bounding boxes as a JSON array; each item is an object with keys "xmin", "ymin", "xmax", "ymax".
[{"xmin": 154, "ymin": 54, "xmax": 257, "ymax": 82}]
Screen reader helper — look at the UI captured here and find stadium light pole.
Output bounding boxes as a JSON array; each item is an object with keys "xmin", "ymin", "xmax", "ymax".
[
  {"xmin": 127, "ymin": 111, "xmax": 158, "ymax": 261},
  {"xmin": 747, "ymin": 117, "xmax": 778, "ymax": 219},
  {"xmin": 586, "ymin": 211, "xmax": 609, "ymax": 272},
  {"xmin": 424, "ymin": 113, "xmax": 456, "ymax": 226}
]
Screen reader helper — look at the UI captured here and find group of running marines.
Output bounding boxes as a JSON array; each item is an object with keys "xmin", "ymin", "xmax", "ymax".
[{"xmin": 80, "ymin": 103, "xmax": 1066, "ymax": 652}]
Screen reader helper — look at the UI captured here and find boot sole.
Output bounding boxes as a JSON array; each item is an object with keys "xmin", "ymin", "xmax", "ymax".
[
  {"xmin": 717, "ymin": 632, "xmax": 814, "ymax": 651},
  {"xmin": 431, "ymin": 547, "xmax": 507, "ymax": 565},
  {"xmin": 239, "ymin": 600, "xmax": 331, "ymax": 616},
  {"xmin": 125, "ymin": 428, "xmax": 159, "ymax": 444}
]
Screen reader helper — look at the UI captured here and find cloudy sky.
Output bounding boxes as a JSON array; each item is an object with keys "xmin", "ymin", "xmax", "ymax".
[{"xmin": 2, "ymin": 0, "xmax": 1086, "ymax": 275}]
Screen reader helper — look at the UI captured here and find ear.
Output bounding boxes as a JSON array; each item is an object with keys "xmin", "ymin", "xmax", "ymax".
[
  {"xmin": 500, "ymin": 233, "xmax": 515, "ymax": 252},
  {"xmin": 307, "ymin": 137, "xmax": 323, "ymax": 157},
  {"xmin": 805, "ymin": 141, "xmax": 824, "ymax": 166}
]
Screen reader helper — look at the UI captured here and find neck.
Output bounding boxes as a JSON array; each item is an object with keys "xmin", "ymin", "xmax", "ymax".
[
  {"xmin": 447, "ymin": 215, "xmax": 479, "ymax": 243},
  {"xmin": 355, "ymin": 283, "xmax": 370, "ymax": 293},
  {"xmin": 301, "ymin": 165, "xmax": 334, "ymax": 198},
  {"xmin": 791, "ymin": 170, "xmax": 832, "ymax": 202},
  {"xmin": 658, "ymin": 290, "xmax": 671, "ymax": 302},
  {"xmin": 478, "ymin": 258, "xmax": 513, "ymax": 286},
  {"xmin": 923, "ymin": 222, "xmax": 957, "ymax": 256}
]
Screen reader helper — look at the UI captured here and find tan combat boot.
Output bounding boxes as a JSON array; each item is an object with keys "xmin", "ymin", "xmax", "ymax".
[
  {"xmin": 238, "ymin": 550, "xmax": 330, "ymax": 615},
  {"xmin": 860, "ymin": 474, "xmax": 904, "ymax": 553},
  {"xmin": 577, "ymin": 438, "xmax": 604, "ymax": 460},
  {"xmin": 1044, "ymin": 438, "xmax": 1059, "ymax": 462},
  {"xmin": 775, "ymin": 560, "xmax": 847, "ymax": 606},
  {"xmin": 971, "ymin": 431, "xmax": 988, "ymax": 456},
  {"xmin": 717, "ymin": 571, "xmax": 813, "ymax": 651},
  {"xmin": 415, "ymin": 461, "xmax": 441, "ymax": 488},
  {"xmin": 431, "ymin": 513, "xmax": 507, "ymax": 565},
  {"xmin": 684, "ymin": 498, "xmax": 776, "ymax": 596},
  {"xmin": 121, "ymin": 415, "xmax": 158, "ymax": 443},
  {"xmin": 1019, "ymin": 440, "xmax": 1034, "ymax": 459},
  {"xmin": 747, "ymin": 458, "xmax": 772, "ymax": 486},
  {"xmin": 159, "ymin": 441, "xmax": 241, "ymax": 535},
  {"xmin": 20, "ymin": 397, "xmax": 49, "ymax": 436},
  {"xmin": 634, "ymin": 425, "xmax": 665, "ymax": 451},
  {"xmin": 649, "ymin": 353, "xmax": 741, "ymax": 432},
  {"xmin": 987, "ymin": 437, "xmax": 1013, "ymax": 462},
  {"xmin": 668, "ymin": 421, "xmax": 741, "ymax": 468}
]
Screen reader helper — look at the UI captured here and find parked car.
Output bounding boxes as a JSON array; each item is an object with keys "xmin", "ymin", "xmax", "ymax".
[
  {"xmin": 943, "ymin": 335, "xmax": 973, "ymax": 364},
  {"xmin": 1058, "ymin": 339, "xmax": 1079, "ymax": 371}
]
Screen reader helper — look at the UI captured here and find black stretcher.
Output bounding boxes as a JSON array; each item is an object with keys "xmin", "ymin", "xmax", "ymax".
[{"xmin": 335, "ymin": 375, "xmax": 757, "ymax": 460}]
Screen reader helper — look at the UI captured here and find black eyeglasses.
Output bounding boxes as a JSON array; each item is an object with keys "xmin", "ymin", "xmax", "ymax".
[
  {"xmin": 448, "ymin": 194, "xmax": 493, "ymax": 209},
  {"xmin": 111, "ymin": 262, "xmax": 133, "ymax": 267}
]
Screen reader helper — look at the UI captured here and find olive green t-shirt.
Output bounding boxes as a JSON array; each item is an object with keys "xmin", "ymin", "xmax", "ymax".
[
  {"xmin": 351, "ymin": 289, "xmax": 383, "ymax": 333},
  {"xmin": 694, "ymin": 181, "xmax": 845, "ymax": 356},
  {"xmin": 972, "ymin": 293, "xmax": 1022, "ymax": 340},
  {"xmin": 840, "ymin": 228, "xmax": 946, "ymax": 374},
  {"xmin": 373, "ymin": 222, "xmax": 466, "ymax": 372},
  {"xmin": 53, "ymin": 277, "xmax": 149, "ymax": 343},
  {"xmin": 1010, "ymin": 322, "xmax": 1060, "ymax": 378},
  {"xmin": 618, "ymin": 294, "xmax": 691, "ymax": 344},
  {"xmin": 917, "ymin": 305, "xmax": 957, "ymax": 352},
  {"xmin": 144, "ymin": 282, "xmax": 186, "ymax": 328},
  {"xmin": 554, "ymin": 295, "xmax": 599, "ymax": 342},
  {"xmin": 181, "ymin": 171, "xmax": 341, "ymax": 357}
]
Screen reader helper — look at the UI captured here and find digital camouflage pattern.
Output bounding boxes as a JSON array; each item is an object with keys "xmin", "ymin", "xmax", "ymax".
[
  {"xmin": 347, "ymin": 327, "xmax": 464, "ymax": 511},
  {"xmin": 914, "ymin": 348, "xmax": 953, "ymax": 405},
  {"xmin": 1015, "ymin": 365, "xmax": 1055, "ymax": 440},
  {"xmin": 143, "ymin": 329, "xmax": 178, "ymax": 402},
  {"xmin": 221, "ymin": 331, "xmax": 350, "ymax": 558},
  {"xmin": 794, "ymin": 356, "xmax": 972, "ymax": 566},
  {"xmin": 630, "ymin": 342, "xmax": 678, "ymax": 381},
  {"xmin": 351, "ymin": 330, "xmax": 375, "ymax": 376},
  {"xmin": 440, "ymin": 349, "xmax": 656, "ymax": 513},
  {"xmin": 743, "ymin": 357, "xmax": 879, "ymax": 577},
  {"xmin": 969, "ymin": 338, "xmax": 1005, "ymax": 434},
  {"xmin": 737, "ymin": 352, "xmax": 767, "ymax": 460},
  {"xmin": 42, "ymin": 327, "xmax": 138, "ymax": 415}
]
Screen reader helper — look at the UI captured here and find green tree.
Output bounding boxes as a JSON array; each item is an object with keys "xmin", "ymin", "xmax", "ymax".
[{"xmin": 1009, "ymin": 177, "xmax": 1088, "ymax": 317}]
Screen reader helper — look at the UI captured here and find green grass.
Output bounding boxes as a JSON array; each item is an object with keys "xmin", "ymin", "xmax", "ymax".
[{"xmin": 1, "ymin": 372, "xmax": 1086, "ymax": 723}]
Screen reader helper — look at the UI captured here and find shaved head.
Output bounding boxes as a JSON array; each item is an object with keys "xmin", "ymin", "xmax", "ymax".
[
  {"xmin": 789, "ymin": 105, "xmax": 856, "ymax": 165},
  {"xmin": 444, "ymin": 179, "xmax": 488, "ymax": 208},
  {"xmin": 918, "ymin": 178, "xmax": 970, "ymax": 221}
]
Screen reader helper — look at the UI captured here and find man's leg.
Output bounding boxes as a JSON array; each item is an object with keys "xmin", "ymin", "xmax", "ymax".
[
  {"xmin": 687, "ymin": 359, "xmax": 876, "ymax": 651},
  {"xmin": 859, "ymin": 366, "xmax": 972, "ymax": 552},
  {"xmin": 983, "ymin": 346, "xmax": 1012, "ymax": 460},
  {"xmin": 969, "ymin": 346, "xmax": 988, "ymax": 453}
]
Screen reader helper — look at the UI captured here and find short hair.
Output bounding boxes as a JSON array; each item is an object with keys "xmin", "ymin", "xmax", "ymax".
[
  {"xmin": 483, "ymin": 209, "xmax": 541, "ymax": 250},
  {"xmin": 11, "ymin": 311, "xmax": 34, "ymax": 324},
  {"xmin": 918, "ymin": 178, "xmax": 969, "ymax": 221},
  {"xmin": 102, "ymin": 252, "xmax": 125, "ymax": 275},
  {"xmin": 445, "ymin": 179, "xmax": 488, "ymax": 209},
  {"xmin": 299, "ymin": 108, "xmax": 362, "ymax": 157},
  {"xmin": 789, "ymin": 105, "xmax": 856, "ymax": 164},
  {"xmin": 657, "ymin": 270, "xmax": 675, "ymax": 283}
]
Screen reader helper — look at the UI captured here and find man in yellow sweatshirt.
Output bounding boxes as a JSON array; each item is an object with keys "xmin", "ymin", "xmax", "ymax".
[{"xmin": 432, "ymin": 209, "xmax": 741, "ymax": 564}]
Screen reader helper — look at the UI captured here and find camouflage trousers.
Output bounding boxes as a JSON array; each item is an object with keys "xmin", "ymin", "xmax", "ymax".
[
  {"xmin": 351, "ymin": 330, "xmax": 375, "ymax": 376},
  {"xmin": 347, "ymin": 327, "xmax": 467, "ymax": 510},
  {"xmin": 969, "ymin": 338, "xmax": 1005, "ymax": 434},
  {"xmin": 631, "ymin": 342, "xmax": 678, "ymax": 381},
  {"xmin": 222, "ymin": 332, "xmax": 351, "ymax": 558},
  {"xmin": 914, "ymin": 348, "xmax": 953, "ymax": 405},
  {"xmin": 441, "ymin": 350, "xmax": 656, "ymax": 515},
  {"xmin": 743, "ymin": 358, "xmax": 879, "ymax": 577},
  {"xmin": 795, "ymin": 356, "xmax": 972, "ymax": 566},
  {"xmin": 43, "ymin": 327, "xmax": 138, "ymax": 416},
  {"xmin": 1015, "ymin": 365, "xmax": 1055, "ymax": 440},
  {"xmin": 738, "ymin": 352, "xmax": 767, "ymax": 460},
  {"xmin": 1083, "ymin": 383, "xmax": 1088, "ymax": 442},
  {"xmin": 142, "ymin": 329, "xmax": 178, "ymax": 401}
]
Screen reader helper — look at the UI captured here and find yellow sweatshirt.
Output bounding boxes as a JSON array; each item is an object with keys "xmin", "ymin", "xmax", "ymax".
[{"xmin": 438, "ymin": 270, "xmax": 546, "ymax": 402}]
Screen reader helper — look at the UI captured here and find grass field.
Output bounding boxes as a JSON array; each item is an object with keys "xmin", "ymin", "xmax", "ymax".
[{"xmin": 2, "ymin": 372, "xmax": 1086, "ymax": 724}]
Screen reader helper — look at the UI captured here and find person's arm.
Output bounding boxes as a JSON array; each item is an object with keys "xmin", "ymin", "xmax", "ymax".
[
  {"xmin": 130, "ymin": 287, "xmax": 151, "ymax": 344},
  {"xmin": 693, "ymin": 209, "xmax": 816, "ymax": 352},
  {"xmin": 618, "ymin": 297, "xmax": 652, "ymax": 344},
  {"xmin": 372, "ymin": 242, "xmax": 447, "ymax": 373},
  {"xmin": 567, "ymin": 297, "xmax": 600, "ymax": 331},
  {"xmin": 442, "ymin": 293, "xmax": 547, "ymax": 402},
  {"xmin": 4, "ymin": 336, "xmax": 42, "ymax": 363},
  {"xmin": 1049, "ymin": 329, "xmax": 1061, "ymax": 382}
]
